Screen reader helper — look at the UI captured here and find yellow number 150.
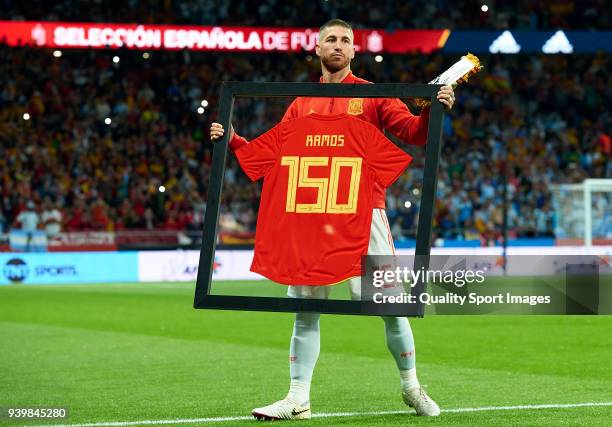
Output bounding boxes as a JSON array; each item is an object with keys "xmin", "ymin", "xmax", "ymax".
[{"xmin": 281, "ymin": 156, "xmax": 362, "ymax": 214}]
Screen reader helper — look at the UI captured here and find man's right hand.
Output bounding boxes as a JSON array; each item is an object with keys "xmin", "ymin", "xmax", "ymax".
[{"xmin": 210, "ymin": 122, "xmax": 235, "ymax": 142}]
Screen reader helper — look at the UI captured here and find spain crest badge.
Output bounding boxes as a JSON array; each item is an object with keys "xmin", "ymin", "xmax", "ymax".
[{"xmin": 347, "ymin": 98, "xmax": 364, "ymax": 115}]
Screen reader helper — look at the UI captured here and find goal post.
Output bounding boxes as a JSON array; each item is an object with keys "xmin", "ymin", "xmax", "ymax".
[{"xmin": 551, "ymin": 179, "xmax": 612, "ymax": 246}]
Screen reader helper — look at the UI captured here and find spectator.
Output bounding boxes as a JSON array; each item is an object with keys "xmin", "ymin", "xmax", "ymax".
[
  {"xmin": 13, "ymin": 200, "xmax": 40, "ymax": 251},
  {"xmin": 391, "ymin": 216, "xmax": 407, "ymax": 242},
  {"xmin": 14, "ymin": 200, "xmax": 40, "ymax": 232},
  {"xmin": 90, "ymin": 197, "xmax": 112, "ymax": 231},
  {"xmin": 1, "ymin": 0, "xmax": 609, "ymax": 30},
  {"xmin": 41, "ymin": 197, "xmax": 62, "ymax": 237}
]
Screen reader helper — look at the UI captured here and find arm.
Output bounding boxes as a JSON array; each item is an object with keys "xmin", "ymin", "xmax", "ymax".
[
  {"xmin": 210, "ymin": 99, "xmax": 299, "ymax": 151},
  {"xmin": 378, "ymin": 85, "xmax": 454, "ymax": 146},
  {"xmin": 210, "ymin": 122, "xmax": 248, "ymax": 151},
  {"xmin": 378, "ymin": 98, "xmax": 430, "ymax": 147}
]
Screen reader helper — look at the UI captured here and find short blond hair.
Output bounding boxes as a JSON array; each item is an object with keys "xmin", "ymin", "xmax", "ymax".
[{"xmin": 319, "ymin": 19, "xmax": 353, "ymax": 42}]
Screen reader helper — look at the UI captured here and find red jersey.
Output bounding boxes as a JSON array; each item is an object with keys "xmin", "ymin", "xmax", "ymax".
[
  {"xmin": 234, "ymin": 113, "xmax": 412, "ymax": 285},
  {"xmin": 230, "ymin": 71, "xmax": 429, "ymax": 208}
]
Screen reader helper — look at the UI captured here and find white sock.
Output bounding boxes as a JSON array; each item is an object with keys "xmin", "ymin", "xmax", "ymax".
[
  {"xmin": 287, "ymin": 379, "xmax": 310, "ymax": 405},
  {"xmin": 288, "ymin": 312, "xmax": 320, "ymax": 405},
  {"xmin": 382, "ymin": 316, "xmax": 416, "ymax": 370},
  {"xmin": 400, "ymin": 368, "xmax": 420, "ymax": 391}
]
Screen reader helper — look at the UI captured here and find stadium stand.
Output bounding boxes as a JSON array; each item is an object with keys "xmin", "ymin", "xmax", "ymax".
[
  {"xmin": 1, "ymin": 0, "xmax": 609, "ymax": 30},
  {"xmin": 1, "ymin": 44, "xmax": 609, "ymax": 246}
]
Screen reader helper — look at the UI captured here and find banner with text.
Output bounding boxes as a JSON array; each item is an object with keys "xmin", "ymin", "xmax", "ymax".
[
  {"xmin": 0, "ymin": 252, "xmax": 138, "ymax": 285},
  {"xmin": 1, "ymin": 22, "xmax": 609, "ymax": 54},
  {"xmin": 0, "ymin": 21, "xmax": 447, "ymax": 53}
]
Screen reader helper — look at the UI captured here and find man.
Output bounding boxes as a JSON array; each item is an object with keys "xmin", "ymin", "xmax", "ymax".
[
  {"xmin": 13, "ymin": 200, "xmax": 41, "ymax": 252},
  {"xmin": 210, "ymin": 19, "xmax": 455, "ymax": 419},
  {"xmin": 41, "ymin": 197, "xmax": 62, "ymax": 238}
]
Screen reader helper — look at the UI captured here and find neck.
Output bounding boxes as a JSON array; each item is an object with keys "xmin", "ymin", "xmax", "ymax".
[{"xmin": 321, "ymin": 66, "xmax": 351, "ymax": 83}]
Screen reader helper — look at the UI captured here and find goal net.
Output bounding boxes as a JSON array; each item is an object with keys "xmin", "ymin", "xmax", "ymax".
[{"xmin": 551, "ymin": 179, "xmax": 612, "ymax": 246}]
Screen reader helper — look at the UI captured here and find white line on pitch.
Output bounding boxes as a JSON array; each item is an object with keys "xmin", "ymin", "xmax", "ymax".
[{"xmin": 31, "ymin": 402, "xmax": 612, "ymax": 427}]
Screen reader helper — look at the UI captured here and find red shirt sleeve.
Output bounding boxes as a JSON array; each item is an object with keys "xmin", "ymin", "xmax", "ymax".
[
  {"xmin": 281, "ymin": 99, "xmax": 298, "ymax": 122},
  {"xmin": 363, "ymin": 122, "xmax": 413, "ymax": 188},
  {"xmin": 377, "ymin": 98, "xmax": 430, "ymax": 147},
  {"xmin": 229, "ymin": 133, "xmax": 248, "ymax": 151},
  {"xmin": 234, "ymin": 124, "xmax": 281, "ymax": 181}
]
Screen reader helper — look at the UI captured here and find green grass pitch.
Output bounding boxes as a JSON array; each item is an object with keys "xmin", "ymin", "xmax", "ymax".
[{"xmin": 1, "ymin": 281, "xmax": 611, "ymax": 426}]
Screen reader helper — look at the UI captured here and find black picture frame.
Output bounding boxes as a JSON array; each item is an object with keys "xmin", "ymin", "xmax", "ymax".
[{"xmin": 194, "ymin": 82, "xmax": 445, "ymax": 317}]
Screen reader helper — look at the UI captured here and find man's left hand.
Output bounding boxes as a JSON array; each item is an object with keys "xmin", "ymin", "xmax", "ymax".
[{"xmin": 437, "ymin": 85, "xmax": 455, "ymax": 110}]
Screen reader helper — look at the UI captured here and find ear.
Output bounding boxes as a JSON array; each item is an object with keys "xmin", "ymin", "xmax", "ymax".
[
  {"xmin": 315, "ymin": 42, "xmax": 321, "ymax": 57},
  {"xmin": 350, "ymin": 45, "xmax": 355, "ymax": 60}
]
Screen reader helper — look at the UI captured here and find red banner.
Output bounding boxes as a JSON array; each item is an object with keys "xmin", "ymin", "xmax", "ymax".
[{"xmin": 0, "ymin": 21, "xmax": 448, "ymax": 54}]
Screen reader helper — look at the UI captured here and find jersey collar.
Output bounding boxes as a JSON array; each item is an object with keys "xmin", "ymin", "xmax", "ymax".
[
  {"xmin": 308, "ymin": 112, "xmax": 348, "ymax": 120},
  {"xmin": 319, "ymin": 71, "xmax": 355, "ymax": 83}
]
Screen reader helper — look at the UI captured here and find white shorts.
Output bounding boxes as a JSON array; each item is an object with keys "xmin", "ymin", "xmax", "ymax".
[{"xmin": 287, "ymin": 208, "xmax": 404, "ymax": 301}]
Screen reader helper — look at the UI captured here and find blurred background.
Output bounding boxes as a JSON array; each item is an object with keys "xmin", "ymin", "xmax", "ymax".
[{"xmin": 0, "ymin": 0, "xmax": 610, "ymax": 280}]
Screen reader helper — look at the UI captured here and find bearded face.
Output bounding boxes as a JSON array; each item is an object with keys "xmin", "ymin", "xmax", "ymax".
[
  {"xmin": 321, "ymin": 50, "xmax": 351, "ymax": 73},
  {"xmin": 316, "ymin": 26, "xmax": 355, "ymax": 73}
]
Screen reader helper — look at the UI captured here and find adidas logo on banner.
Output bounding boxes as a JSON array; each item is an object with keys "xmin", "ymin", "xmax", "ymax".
[
  {"xmin": 489, "ymin": 30, "xmax": 521, "ymax": 54},
  {"xmin": 542, "ymin": 30, "xmax": 574, "ymax": 54}
]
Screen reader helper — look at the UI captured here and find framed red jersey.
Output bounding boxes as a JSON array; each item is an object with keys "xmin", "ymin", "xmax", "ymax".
[{"xmin": 194, "ymin": 81, "xmax": 446, "ymax": 317}]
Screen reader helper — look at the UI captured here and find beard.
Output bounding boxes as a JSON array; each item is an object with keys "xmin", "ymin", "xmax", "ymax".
[{"xmin": 321, "ymin": 54, "xmax": 351, "ymax": 73}]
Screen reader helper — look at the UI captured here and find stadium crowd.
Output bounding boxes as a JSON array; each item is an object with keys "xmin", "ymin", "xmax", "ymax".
[
  {"xmin": 0, "ymin": 43, "xmax": 610, "ymax": 242},
  {"xmin": 2, "ymin": 0, "xmax": 609, "ymax": 30}
]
